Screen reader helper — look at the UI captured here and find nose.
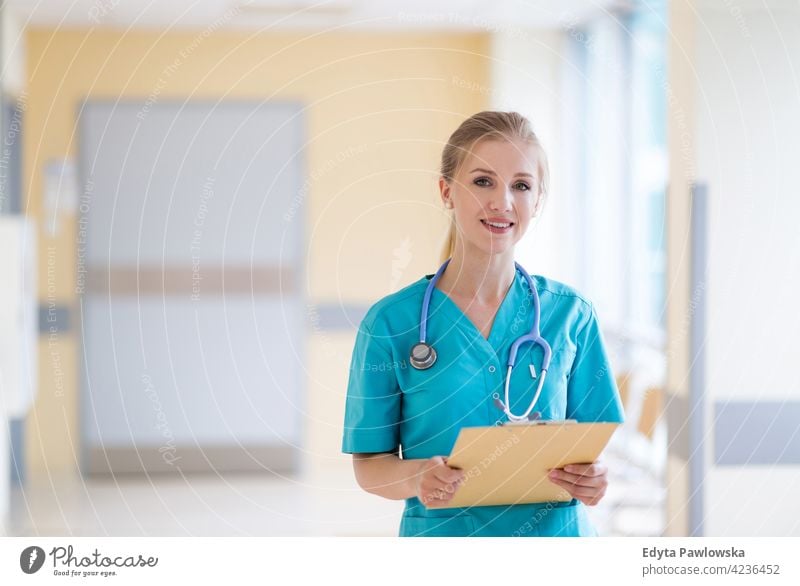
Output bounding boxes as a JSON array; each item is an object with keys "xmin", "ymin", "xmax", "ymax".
[{"xmin": 488, "ymin": 184, "xmax": 514, "ymax": 211}]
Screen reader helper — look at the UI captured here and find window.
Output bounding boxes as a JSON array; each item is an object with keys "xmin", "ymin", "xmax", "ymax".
[{"xmin": 569, "ymin": 0, "xmax": 667, "ymax": 344}]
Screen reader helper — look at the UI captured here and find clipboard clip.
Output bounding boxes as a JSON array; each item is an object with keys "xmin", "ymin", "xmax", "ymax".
[{"xmin": 502, "ymin": 418, "xmax": 578, "ymax": 426}]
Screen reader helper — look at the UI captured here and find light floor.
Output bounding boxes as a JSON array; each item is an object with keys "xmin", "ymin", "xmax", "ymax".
[
  {"xmin": 3, "ymin": 456, "xmax": 664, "ymax": 537},
  {"xmin": 4, "ymin": 468, "xmax": 403, "ymax": 537}
]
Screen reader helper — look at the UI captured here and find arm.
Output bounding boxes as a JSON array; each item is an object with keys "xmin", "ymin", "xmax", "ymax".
[
  {"xmin": 352, "ymin": 452, "xmax": 421, "ymax": 500},
  {"xmin": 352, "ymin": 452, "xmax": 464, "ymax": 506},
  {"xmin": 343, "ymin": 319, "xmax": 463, "ymax": 506}
]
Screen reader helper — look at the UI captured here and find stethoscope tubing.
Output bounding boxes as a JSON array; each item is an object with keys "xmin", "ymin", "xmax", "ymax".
[{"xmin": 412, "ymin": 258, "xmax": 553, "ymax": 421}]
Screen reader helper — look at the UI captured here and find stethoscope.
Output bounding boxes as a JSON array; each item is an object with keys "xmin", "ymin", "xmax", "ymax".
[{"xmin": 409, "ymin": 258, "xmax": 552, "ymax": 422}]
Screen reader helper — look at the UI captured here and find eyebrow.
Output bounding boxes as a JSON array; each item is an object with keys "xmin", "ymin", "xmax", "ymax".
[{"xmin": 469, "ymin": 168, "xmax": 534, "ymax": 178}]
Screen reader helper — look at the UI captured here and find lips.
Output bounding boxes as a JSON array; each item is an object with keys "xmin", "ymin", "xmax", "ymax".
[
  {"xmin": 480, "ymin": 218, "xmax": 515, "ymax": 234},
  {"xmin": 481, "ymin": 219, "xmax": 514, "ymax": 228}
]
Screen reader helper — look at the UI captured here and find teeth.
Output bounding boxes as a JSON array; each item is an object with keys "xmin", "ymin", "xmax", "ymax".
[{"xmin": 483, "ymin": 220, "xmax": 512, "ymax": 228}]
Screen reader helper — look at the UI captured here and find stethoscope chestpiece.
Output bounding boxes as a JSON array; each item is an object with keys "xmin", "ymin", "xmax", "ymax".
[{"xmin": 409, "ymin": 342, "xmax": 437, "ymax": 370}]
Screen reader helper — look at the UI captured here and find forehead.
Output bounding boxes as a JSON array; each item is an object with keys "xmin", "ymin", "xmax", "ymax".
[{"xmin": 461, "ymin": 138, "xmax": 539, "ymax": 174}]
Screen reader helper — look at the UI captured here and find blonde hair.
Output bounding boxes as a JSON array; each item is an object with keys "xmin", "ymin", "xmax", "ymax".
[{"xmin": 439, "ymin": 111, "xmax": 550, "ymax": 264}]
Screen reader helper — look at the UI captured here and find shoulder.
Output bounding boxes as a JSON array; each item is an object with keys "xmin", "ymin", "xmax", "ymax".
[
  {"xmin": 531, "ymin": 274, "xmax": 595, "ymax": 328},
  {"xmin": 359, "ymin": 276, "xmax": 428, "ymax": 334},
  {"xmin": 533, "ymin": 274, "xmax": 592, "ymax": 309}
]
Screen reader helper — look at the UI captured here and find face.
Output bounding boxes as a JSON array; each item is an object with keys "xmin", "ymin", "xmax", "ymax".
[{"xmin": 440, "ymin": 137, "xmax": 543, "ymax": 256}]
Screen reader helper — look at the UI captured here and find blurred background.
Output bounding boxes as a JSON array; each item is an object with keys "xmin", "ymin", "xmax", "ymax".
[{"xmin": 0, "ymin": 0, "xmax": 798, "ymax": 537}]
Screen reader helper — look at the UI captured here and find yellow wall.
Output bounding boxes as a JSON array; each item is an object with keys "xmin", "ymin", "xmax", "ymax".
[{"xmin": 24, "ymin": 28, "xmax": 489, "ymax": 481}]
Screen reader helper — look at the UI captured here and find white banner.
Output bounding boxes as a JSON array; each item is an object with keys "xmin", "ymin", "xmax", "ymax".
[{"xmin": 1, "ymin": 537, "xmax": 798, "ymax": 585}]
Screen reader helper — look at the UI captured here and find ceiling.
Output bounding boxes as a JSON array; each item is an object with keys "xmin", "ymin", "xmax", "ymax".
[{"xmin": 6, "ymin": 0, "xmax": 623, "ymax": 31}]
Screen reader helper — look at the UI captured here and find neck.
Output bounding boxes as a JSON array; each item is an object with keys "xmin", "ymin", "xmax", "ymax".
[{"xmin": 436, "ymin": 249, "xmax": 516, "ymax": 304}]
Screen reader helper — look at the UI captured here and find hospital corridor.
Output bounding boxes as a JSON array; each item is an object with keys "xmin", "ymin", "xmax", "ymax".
[{"xmin": 1, "ymin": 0, "xmax": 799, "ymax": 542}]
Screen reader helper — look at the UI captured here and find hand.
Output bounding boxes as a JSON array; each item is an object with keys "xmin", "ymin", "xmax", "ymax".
[
  {"xmin": 415, "ymin": 456, "xmax": 465, "ymax": 508},
  {"xmin": 547, "ymin": 461, "xmax": 608, "ymax": 506}
]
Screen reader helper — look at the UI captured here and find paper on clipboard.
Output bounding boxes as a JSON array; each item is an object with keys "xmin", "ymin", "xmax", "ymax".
[{"xmin": 441, "ymin": 421, "xmax": 619, "ymax": 508}]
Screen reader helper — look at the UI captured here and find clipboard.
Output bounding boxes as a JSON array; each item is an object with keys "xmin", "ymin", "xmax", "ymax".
[{"xmin": 440, "ymin": 421, "xmax": 619, "ymax": 508}]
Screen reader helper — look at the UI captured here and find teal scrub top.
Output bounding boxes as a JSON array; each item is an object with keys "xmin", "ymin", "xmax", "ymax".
[{"xmin": 341, "ymin": 268, "xmax": 625, "ymax": 537}]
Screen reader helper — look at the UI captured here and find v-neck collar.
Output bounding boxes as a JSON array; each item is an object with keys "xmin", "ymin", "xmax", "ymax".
[{"xmin": 423, "ymin": 270, "xmax": 525, "ymax": 352}]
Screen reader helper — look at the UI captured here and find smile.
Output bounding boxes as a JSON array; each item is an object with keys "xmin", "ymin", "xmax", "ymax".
[{"xmin": 481, "ymin": 219, "xmax": 514, "ymax": 233}]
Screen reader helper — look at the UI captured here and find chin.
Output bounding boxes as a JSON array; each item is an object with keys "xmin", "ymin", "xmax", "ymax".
[{"xmin": 472, "ymin": 241, "xmax": 516, "ymax": 256}]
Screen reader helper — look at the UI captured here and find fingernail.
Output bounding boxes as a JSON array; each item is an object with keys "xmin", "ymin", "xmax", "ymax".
[
  {"xmin": 548, "ymin": 471, "xmax": 558, "ymax": 478},
  {"xmin": 564, "ymin": 465, "xmax": 574, "ymax": 472}
]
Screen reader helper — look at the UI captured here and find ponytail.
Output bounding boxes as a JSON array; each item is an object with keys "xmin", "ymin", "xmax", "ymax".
[{"xmin": 440, "ymin": 219, "xmax": 456, "ymax": 264}]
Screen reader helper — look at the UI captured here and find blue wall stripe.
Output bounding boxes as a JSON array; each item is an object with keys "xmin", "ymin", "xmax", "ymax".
[
  {"xmin": 715, "ymin": 401, "xmax": 800, "ymax": 465},
  {"xmin": 0, "ymin": 99, "xmax": 23, "ymax": 215},
  {"xmin": 689, "ymin": 182, "xmax": 708, "ymax": 537},
  {"xmin": 9, "ymin": 418, "xmax": 24, "ymax": 486},
  {"xmin": 39, "ymin": 303, "xmax": 374, "ymax": 335},
  {"xmin": 38, "ymin": 305, "xmax": 71, "ymax": 334},
  {"xmin": 312, "ymin": 304, "xmax": 370, "ymax": 331}
]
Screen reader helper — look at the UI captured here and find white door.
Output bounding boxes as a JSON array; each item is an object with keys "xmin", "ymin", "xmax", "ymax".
[{"xmin": 77, "ymin": 100, "xmax": 305, "ymax": 475}]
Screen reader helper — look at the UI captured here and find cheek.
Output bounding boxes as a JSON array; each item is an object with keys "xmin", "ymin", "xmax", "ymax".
[
  {"xmin": 454, "ymin": 197, "xmax": 481, "ymax": 222},
  {"xmin": 520, "ymin": 197, "xmax": 538, "ymax": 219},
  {"xmin": 459, "ymin": 188, "xmax": 482, "ymax": 210}
]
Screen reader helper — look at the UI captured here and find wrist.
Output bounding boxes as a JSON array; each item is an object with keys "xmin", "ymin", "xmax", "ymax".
[{"xmin": 407, "ymin": 458, "xmax": 426, "ymax": 500}]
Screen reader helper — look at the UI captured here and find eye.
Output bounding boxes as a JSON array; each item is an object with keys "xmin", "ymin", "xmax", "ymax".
[{"xmin": 473, "ymin": 177, "xmax": 531, "ymax": 191}]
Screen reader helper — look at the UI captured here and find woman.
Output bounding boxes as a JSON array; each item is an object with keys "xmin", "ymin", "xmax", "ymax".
[{"xmin": 341, "ymin": 111, "xmax": 624, "ymax": 537}]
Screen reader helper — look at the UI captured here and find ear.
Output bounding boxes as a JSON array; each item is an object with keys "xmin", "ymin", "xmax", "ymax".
[{"xmin": 439, "ymin": 177, "xmax": 453, "ymax": 209}]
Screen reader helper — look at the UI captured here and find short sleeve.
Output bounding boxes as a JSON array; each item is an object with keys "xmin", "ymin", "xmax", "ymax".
[
  {"xmin": 341, "ymin": 320, "xmax": 402, "ymax": 454},
  {"xmin": 566, "ymin": 303, "xmax": 625, "ymax": 423}
]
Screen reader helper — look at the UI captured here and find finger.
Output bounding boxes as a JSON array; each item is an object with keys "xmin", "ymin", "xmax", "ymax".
[
  {"xmin": 434, "ymin": 460, "xmax": 465, "ymax": 483},
  {"xmin": 548, "ymin": 469, "xmax": 606, "ymax": 488},
  {"xmin": 422, "ymin": 482, "xmax": 459, "ymax": 501},
  {"xmin": 421, "ymin": 490, "xmax": 444, "ymax": 506},
  {"xmin": 433, "ymin": 465, "xmax": 465, "ymax": 484},
  {"xmin": 551, "ymin": 476, "xmax": 605, "ymax": 497},
  {"xmin": 422, "ymin": 476, "xmax": 458, "ymax": 492},
  {"xmin": 549, "ymin": 477, "xmax": 605, "ymax": 499},
  {"xmin": 421, "ymin": 487, "xmax": 456, "ymax": 506},
  {"xmin": 443, "ymin": 481, "xmax": 463, "ymax": 497},
  {"xmin": 560, "ymin": 463, "xmax": 607, "ymax": 477}
]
